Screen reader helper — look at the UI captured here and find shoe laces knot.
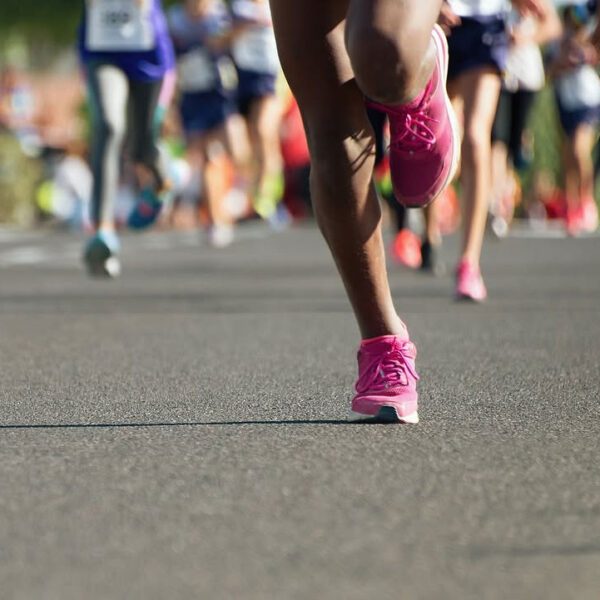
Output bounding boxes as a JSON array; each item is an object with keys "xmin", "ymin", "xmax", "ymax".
[
  {"xmin": 391, "ymin": 108, "xmax": 437, "ymax": 153},
  {"xmin": 356, "ymin": 340, "xmax": 419, "ymax": 394}
]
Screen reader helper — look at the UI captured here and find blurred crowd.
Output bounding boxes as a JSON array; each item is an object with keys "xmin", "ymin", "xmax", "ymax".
[{"xmin": 0, "ymin": 0, "xmax": 599, "ymax": 249}]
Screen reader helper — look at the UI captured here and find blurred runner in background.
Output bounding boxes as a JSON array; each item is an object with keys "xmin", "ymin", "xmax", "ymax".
[
  {"xmin": 230, "ymin": 0, "xmax": 284, "ymax": 224},
  {"xmin": 441, "ymin": 0, "xmax": 544, "ymax": 302},
  {"xmin": 79, "ymin": 0, "xmax": 175, "ymax": 276},
  {"xmin": 490, "ymin": 0, "xmax": 561, "ymax": 238},
  {"xmin": 169, "ymin": 0, "xmax": 239, "ymax": 248},
  {"xmin": 550, "ymin": 2, "xmax": 600, "ymax": 235}
]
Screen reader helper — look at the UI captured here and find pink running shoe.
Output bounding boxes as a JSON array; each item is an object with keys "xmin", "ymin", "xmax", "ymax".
[
  {"xmin": 392, "ymin": 228, "xmax": 422, "ymax": 269},
  {"xmin": 350, "ymin": 335, "xmax": 419, "ymax": 423},
  {"xmin": 455, "ymin": 259, "xmax": 487, "ymax": 302},
  {"xmin": 580, "ymin": 197, "xmax": 599, "ymax": 233},
  {"xmin": 368, "ymin": 25, "xmax": 460, "ymax": 208}
]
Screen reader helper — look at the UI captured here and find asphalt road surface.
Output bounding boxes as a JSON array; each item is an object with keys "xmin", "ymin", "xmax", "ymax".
[{"xmin": 1, "ymin": 223, "xmax": 599, "ymax": 600}]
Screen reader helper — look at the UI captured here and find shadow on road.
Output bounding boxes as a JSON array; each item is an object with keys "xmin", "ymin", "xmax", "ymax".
[{"xmin": 0, "ymin": 419, "xmax": 372, "ymax": 429}]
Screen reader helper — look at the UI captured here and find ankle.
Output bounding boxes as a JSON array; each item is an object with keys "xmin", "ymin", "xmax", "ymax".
[{"xmin": 360, "ymin": 316, "xmax": 408, "ymax": 341}]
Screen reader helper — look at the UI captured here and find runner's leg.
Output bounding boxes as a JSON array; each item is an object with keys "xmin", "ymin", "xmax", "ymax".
[
  {"xmin": 454, "ymin": 68, "xmax": 501, "ymax": 266},
  {"xmin": 271, "ymin": 0, "xmax": 445, "ymax": 422},
  {"xmin": 248, "ymin": 95, "xmax": 284, "ymax": 215},
  {"xmin": 270, "ymin": 0, "xmax": 403, "ymax": 338},
  {"xmin": 87, "ymin": 63, "xmax": 129, "ymax": 230},
  {"xmin": 128, "ymin": 78, "xmax": 166, "ymax": 189}
]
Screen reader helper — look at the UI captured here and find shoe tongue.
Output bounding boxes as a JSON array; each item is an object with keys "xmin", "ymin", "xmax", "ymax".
[{"xmin": 361, "ymin": 334, "xmax": 407, "ymax": 352}]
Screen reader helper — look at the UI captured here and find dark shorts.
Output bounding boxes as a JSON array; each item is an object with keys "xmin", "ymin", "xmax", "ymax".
[
  {"xmin": 492, "ymin": 88, "xmax": 537, "ymax": 165},
  {"xmin": 447, "ymin": 16, "xmax": 509, "ymax": 81},
  {"xmin": 179, "ymin": 91, "xmax": 234, "ymax": 134},
  {"xmin": 236, "ymin": 68, "xmax": 277, "ymax": 117},
  {"xmin": 555, "ymin": 96, "xmax": 600, "ymax": 137}
]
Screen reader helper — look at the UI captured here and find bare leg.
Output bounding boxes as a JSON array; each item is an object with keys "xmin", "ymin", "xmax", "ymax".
[
  {"xmin": 270, "ymin": 0, "xmax": 440, "ymax": 338},
  {"xmin": 491, "ymin": 141, "xmax": 509, "ymax": 217},
  {"xmin": 563, "ymin": 139, "xmax": 578, "ymax": 212},
  {"xmin": 200, "ymin": 130, "xmax": 233, "ymax": 228},
  {"xmin": 424, "ymin": 202, "xmax": 441, "ymax": 245},
  {"xmin": 572, "ymin": 124, "xmax": 596, "ymax": 201},
  {"xmin": 248, "ymin": 95, "xmax": 283, "ymax": 195},
  {"xmin": 452, "ymin": 68, "xmax": 501, "ymax": 266}
]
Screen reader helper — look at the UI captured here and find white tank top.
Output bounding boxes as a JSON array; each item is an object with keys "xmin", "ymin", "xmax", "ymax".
[{"xmin": 448, "ymin": 0, "xmax": 509, "ymax": 17}]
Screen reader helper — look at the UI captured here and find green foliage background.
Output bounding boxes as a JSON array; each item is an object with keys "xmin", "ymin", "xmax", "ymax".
[
  {"xmin": 0, "ymin": 1, "xmax": 187, "ymax": 44},
  {"xmin": 0, "ymin": 135, "xmax": 42, "ymax": 225}
]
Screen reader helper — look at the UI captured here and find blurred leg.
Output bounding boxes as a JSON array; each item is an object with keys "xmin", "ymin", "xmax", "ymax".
[
  {"xmin": 248, "ymin": 96, "xmax": 283, "ymax": 190},
  {"xmin": 572, "ymin": 124, "xmax": 596, "ymax": 200},
  {"xmin": 87, "ymin": 64, "xmax": 129, "ymax": 230},
  {"xmin": 563, "ymin": 138, "xmax": 578, "ymax": 211},
  {"xmin": 128, "ymin": 78, "xmax": 165, "ymax": 189},
  {"xmin": 199, "ymin": 129, "xmax": 233, "ymax": 228},
  {"xmin": 455, "ymin": 68, "xmax": 501, "ymax": 265}
]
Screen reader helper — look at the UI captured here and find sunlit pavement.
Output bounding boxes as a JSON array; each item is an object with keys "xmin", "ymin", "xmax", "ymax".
[{"xmin": 1, "ymin": 223, "xmax": 600, "ymax": 600}]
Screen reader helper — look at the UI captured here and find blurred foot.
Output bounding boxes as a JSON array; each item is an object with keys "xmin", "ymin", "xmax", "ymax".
[
  {"xmin": 581, "ymin": 197, "xmax": 599, "ymax": 233},
  {"xmin": 267, "ymin": 203, "xmax": 292, "ymax": 231},
  {"xmin": 208, "ymin": 223, "xmax": 234, "ymax": 248},
  {"xmin": 392, "ymin": 228, "xmax": 422, "ymax": 269},
  {"xmin": 566, "ymin": 198, "xmax": 598, "ymax": 236},
  {"xmin": 455, "ymin": 259, "xmax": 487, "ymax": 302},
  {"xmin": 491, "ymin": 215, "xmax": 509, "ymax": 238},
  {"xmin": 253, "ymin": 173, "xmax": 284, "ymax": 220},
  {"xmin": 350, "ymin": 334, "xmax": 419, "ymax": 424},
  {"xmin": 420, "ymin": 240, "xmax": 445, "ymax": 276},
  {"xmin": 83, "ymin": 230, "xmax": 121, "ymax": 278},
  {"xmin": 128, "ymin": 187, "xmax": 164, "ymax": 230}
]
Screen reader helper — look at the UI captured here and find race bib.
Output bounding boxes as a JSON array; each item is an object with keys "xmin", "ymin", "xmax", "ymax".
[
  {"xmin": 557, "ymin": 65, "xmax": 600, "ymax": 111},
  {"xmin": 86, "ymin": 0, "xmax": 155, "ymax": 51},
  {"xmin": 232, "ymin": 28, "xmax": 279, "ymax": 74},
  {"xmin": 178, "ymin": 48, "xmax": 217, "ymax": 92}
]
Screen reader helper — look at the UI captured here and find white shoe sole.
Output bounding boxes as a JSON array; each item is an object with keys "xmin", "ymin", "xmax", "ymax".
[
  {"xmin": 431, "ymin": 23, "xmax": 461, "ymax": 203},
  {"xmin": 349, "ymin": 406, "xmax": 419, "ymax": 424}
]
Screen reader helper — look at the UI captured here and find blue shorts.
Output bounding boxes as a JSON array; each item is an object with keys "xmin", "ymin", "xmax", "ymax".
[
  {"xmin": 556, "ymin": 96, "xmax": 600, "ymax": 137},
  {"xmin": 236, "ymin": 68, "xmax": 277, "ymax": 117},
  {"xmin": 447, "ymin": 16, "xmax": 508, "ymax": 81},
  {"xmin": 179, "ymin": 91, "xmax": 234, "ymax": 134}
]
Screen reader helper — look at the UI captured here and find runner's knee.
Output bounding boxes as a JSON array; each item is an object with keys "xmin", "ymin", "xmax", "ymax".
[
  {"xmin": 345, "ymin": 21, "xmax": 429, "ymax": 104},
  {"xmin": 94, "ymin": 115, "xmax": 126, "ymax": 149},
  {"xmin": 462, "ymin": 122, "xmax": 492, "ymax": 162}
]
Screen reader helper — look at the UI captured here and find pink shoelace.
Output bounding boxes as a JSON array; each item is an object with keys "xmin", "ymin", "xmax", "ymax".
[
  {"xmin": 389, "ymin": 109, "xmax": 438, "ymax": 153},
  {"xmin": 356, "ymin": 340, "xmax": 420, "ymax": 394}
]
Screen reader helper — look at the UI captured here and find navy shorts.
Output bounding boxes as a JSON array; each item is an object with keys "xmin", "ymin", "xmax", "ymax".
[
  {"xmin": 556, "ymin": 96, "xmax": 600, "ymax": 137},
  {"xmin": 447, "ymin": 16, "xmax": 509, "ymax": 81},
  {"xmin": 179, "ymin": 91, "xmax": 234, "ymax": 135},
  {"xmin": 236, "ymin": 68, "xmax": 277, "ymax": 117}
]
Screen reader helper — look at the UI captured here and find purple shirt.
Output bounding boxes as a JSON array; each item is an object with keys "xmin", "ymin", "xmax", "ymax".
[{"xmin": 79, "ymin": 0, "xmax": 175, "ymax": 81}]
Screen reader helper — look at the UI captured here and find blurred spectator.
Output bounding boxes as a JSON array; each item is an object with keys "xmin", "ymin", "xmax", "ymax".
[
  {"xmin": 36, "ymin": 142, "xmax": 92, "ymax": 230},
  {"xmin": 169, "ymin": 0, "xmax": 240, "ymax": 247},
  {"xmin": 490, "ymin": 0, "xmax": 561, "ymax": 237},
  {"xmin": 230, "ymin": 0, "xmax": 285, "ymax": 224},
  {"xmin": 549, "ymin": 3, "xmax": 600, "ymax": 234},
  {"xmin": 0, "ymin": 66, "xmax": 36, "ymax": 134}
]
